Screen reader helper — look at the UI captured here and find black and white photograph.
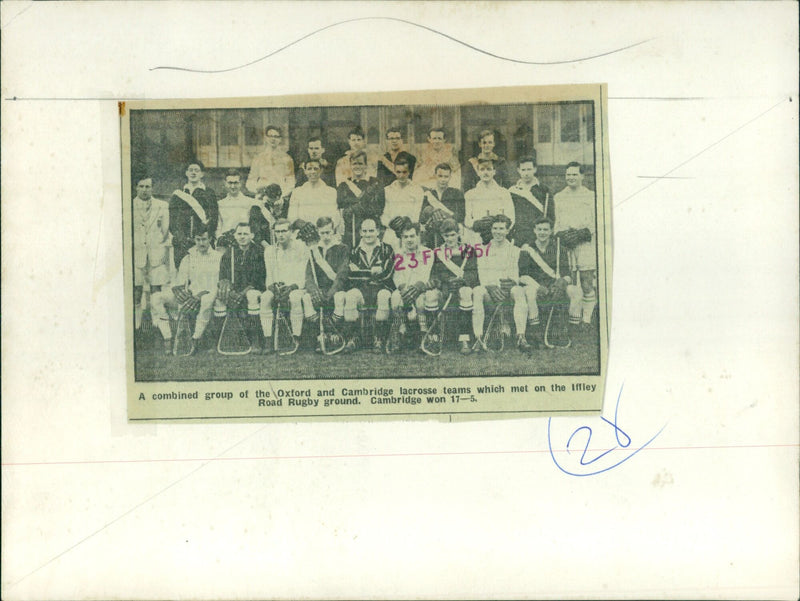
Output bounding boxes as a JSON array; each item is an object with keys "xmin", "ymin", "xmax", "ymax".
[
  {"xmin": 126, "ymin": 88, "xmax": 607, "ymax": 389},
  {"xmin": 121, "ymin": 85, "xmax": 611, "ymax": 420}
]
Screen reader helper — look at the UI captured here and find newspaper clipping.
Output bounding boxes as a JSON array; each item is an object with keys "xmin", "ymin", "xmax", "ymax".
[{"xmin": 121, "ymin": 84, "xmax": 612, "ymax": 421}]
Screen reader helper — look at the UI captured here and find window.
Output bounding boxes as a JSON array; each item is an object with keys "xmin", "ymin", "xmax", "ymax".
[{"xmin": 560, "ymin": 104, "xmax": 581, "ymax": 143}]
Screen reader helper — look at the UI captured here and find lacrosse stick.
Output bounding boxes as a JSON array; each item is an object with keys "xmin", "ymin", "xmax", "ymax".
[
  {"xmin": 217, "ymin": 249, "xmax": 251, "ymax": 355},
  {"xmin": 544, "ymin": 236, "xmax": 572, "ymax": 349},
  {"xmin": 420, "ymin": 293, "xmax": 453, "ymax": 357},
  {"xmin": 310, "ymin": 255, "xmax": 345, "ymax": 355}
]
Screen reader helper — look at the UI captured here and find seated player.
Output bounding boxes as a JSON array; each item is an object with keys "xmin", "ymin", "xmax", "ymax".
[
  {"xmin": 388, "ymin": 217, "xmax": 435, "ymax": 349},
  {"xmin": 151, "ymin": 225, "xmax": 223, "ymax": 355},
  {"xmin": 471, "ymin": 214, "xmax": 533, "ymax": 353},
  {"xmin": 248, "ymin": 184, "xmax": 285, "ymax": 247},
  {"xmin": 340, "ymin": 218, "xmax": 395, "ymax": 353},
  {"xmin": 519, "ymin": 217, "xmax": 583, "ymax": 346},
  {"xmin": 419, "ymin": 163, "xmax": 466, "ymax": 248},
  {"xmin": 382, "ymin": 157, "xmax": 425, "ymax": 251},
  {"xmin": 260, "ymin": 218, "xmax": 313, "ymax": 354},
  {"xmin": 287, "ymin": 158, "xmax": 342, "ymax": 233},
  {"xmin": 463, "ymin": 157, "xmax": 515, "ymax": 245},
  {"xmin": 430, "ymin": 218, "xmax": 479, "ymax": 354},
  {"xmin": 217, "ymin": 223, "xmax": 267, "ymax": 353},
  {"xmin": 132, "ymin": 175, "xmax": 170, "ymax": 333},
  {"xmin": 336, "ymin": 150, "xmax": 385, "ymax": 247},
  {"xmin": 302, "ymin": 217, "xmax": 350, "ymax": 329}
]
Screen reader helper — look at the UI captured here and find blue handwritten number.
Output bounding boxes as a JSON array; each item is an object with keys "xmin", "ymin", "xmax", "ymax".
[{"xmin": 548, "ymin": 383, "xmax": 665, "ymax": 477}]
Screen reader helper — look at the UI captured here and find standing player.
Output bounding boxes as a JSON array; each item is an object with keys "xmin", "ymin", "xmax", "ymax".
[
  {"xmin": 295, "ymin": 137, "xmax": 336, "ymax": 188},
  {"xmin": 260, "ymin": 218, "xmax": 313, "ymax": 354},
  {"xmin": 152, "ymin": 224, "xmax": 223, "ymax": 355},
  {"xmin": 382, "ymin": 157, "xmax": 425, "ymax": 251},
  {"xmin": 340, "ymin": 218, "xmax": 395, "ymax": 353},
  {"xmin": 336, "ymin": 150, "xmax": 385, "ymax": 247},
  {"xmin": 335, "ymin": 126, "xmax": 376, "ymax": 185},
  {"xmin": 471, "ymin": 214, "xmax": 533, "ymax": 353},
  {"xmin": 413, "ymin": 127, "xmax": 461, "ymax": 190},
  {"xmin": 519, "ymin": 217, "xmax": 583, "ymax": 346},
  {"xmin": 216, "ymin": 169, "xmax": 256, "ymax": 247},
  {"xmin": 169, "ymin": 160, "xmax": 219, "ymax": 269},
  {"xmin": 170, "ymin": 161, "xmax": 219, "ymax": 270},
  {"xmin": 286, "ymin": 158, "xmax": 341, "ymax": 233},
  {"xmin": 388, "ymin": 217, "xmax": 434, "ymax": 349},
  {"xmin": 461, "ymin": 129, "xmax": 513, "ymax": 192},
  {"xmin": 132, "ymin": 176, "xmax": 170, "ymax": 332},
  {"xmin": 246, "ymin": 125, "xmax": 296, "ymax": 194},
  {"xmin": 430, "ymin": 218, "xmax": 479, "ymax": 354},
  {"xmin": 508, "ymin": 156, "xmax": 555, "ymax": 247},
  {"xmin": 217, "ymin": 223, "xmax": 267, "ymax": 353},
  {"xmin": 553, "ymin": 161, "xmax": 597, "ymax": 327},
  {"xmin": 463, "ymin": 158, "xmax": 515, "ymax": 239},
  {"xmin": 377, "ymin": 126, "xmax": 417, "ymax": 186},
  {"xmin": 248, "ymin": 184, "xmax": 285, "ymax": 247},
  {"xmin": 419, "ymin": 162, "xmax": 465, "ymax": 247}
]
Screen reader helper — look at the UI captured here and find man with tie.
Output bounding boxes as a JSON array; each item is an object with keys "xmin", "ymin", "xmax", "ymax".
[{"xmin": 295, "ymin": 137, "xmax": 336, "ymax": 188}]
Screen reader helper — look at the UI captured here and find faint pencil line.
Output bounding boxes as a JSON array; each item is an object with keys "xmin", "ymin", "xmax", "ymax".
[
  {"xmin": 7, "ymin": 424, "xmax": 268, "ymax": 591},
  {"xmin": 616, "ymin": 98, "xmax": 789, "ymax": 208},
  {"xmin": 150, "ymin": 17, "xmax": 653, "ymax": 73},
  {"xmin": 4, "ymin": 442, "xmax": 797, "ymax": 468}
]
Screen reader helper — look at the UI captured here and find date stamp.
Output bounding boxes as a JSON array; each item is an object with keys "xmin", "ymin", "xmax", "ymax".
[{"xmin": 394, "ymin": 242, "xmax": 491, "ymax": 271}]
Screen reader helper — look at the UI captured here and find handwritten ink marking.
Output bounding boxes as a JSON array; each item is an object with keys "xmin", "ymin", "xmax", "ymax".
[{"xmin": 548, "ymin": 383, "xmax": 666, "ymax": 477}]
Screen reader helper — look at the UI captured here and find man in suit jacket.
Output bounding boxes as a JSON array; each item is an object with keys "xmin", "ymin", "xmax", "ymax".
[{"xmin": 132, "ymin": 175, "xmax": 170, "ymax": 331}]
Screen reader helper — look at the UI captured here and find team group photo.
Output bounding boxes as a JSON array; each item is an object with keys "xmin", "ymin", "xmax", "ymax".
[{"xmin": 126, "ymin": 95, "xmax": 604, "ymax": 381}]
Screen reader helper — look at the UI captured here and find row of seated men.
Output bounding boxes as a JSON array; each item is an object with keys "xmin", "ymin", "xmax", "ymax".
[{"xmin": 134, "ymin": 208, "xmax": 596, "ymax": 357}]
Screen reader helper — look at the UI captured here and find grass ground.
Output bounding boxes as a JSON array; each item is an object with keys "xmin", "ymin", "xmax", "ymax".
[{"xmin": 135, "ymin": 321, "xmax": 600, "ymax": 382}]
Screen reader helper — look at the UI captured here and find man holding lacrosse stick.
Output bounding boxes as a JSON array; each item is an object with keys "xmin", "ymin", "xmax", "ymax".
[
  {"xmin": 430, "ymin": 218, "xmax": 479, "ymax": 355},
  {"xmin": 471, "ymin": 214, "xmax": 533, "ymax": 354},
  {"xmin": 300, "ymin": 218, "xmax": 350, "ymax": 354},
  {"xmin": 387, "ymin": 217, "xmax": 435, "ymax": 353},
  {"xmin": 519, "ymin": 217, "xmax": 582, "ymax": 348},
  {"xmin": 260, "ymin": 218, "xmax": 313, "ymax": 355},
  {"xmin": 340, "ymin": 218, "xmax": 395, "ymax": 353},
  {"xmin": 217, "ymin": 223, "xmax": 266, "ymax": 354},
  {"xmin": 554, "ymin": 161, "xmax": 597, "ymax": 329},
  {"xmin": 154, "ymin": 224, "xmax": 223, "ymax": 356}
]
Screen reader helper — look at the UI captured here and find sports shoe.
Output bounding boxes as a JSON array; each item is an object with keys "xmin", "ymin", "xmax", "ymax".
[
  {"xmin": 459, "ymin": 340, "xmax": 472, "ymax": 355},
  {"xmin": 517, "ymin": 335, "xmax": 532, "ymax": 354},
  {"xmin": 472, "ymin": 336, "xmax": 488, "ymax": 353},
  {"xmin": 343, "ymin": 339, "xmax": 357, "ymax": 354},
  {"xmin": 373, "ymin": 338, "xmax": 385, "ymax": 354},
  {"xmin": 163, "ymin": 339, "xmax": 173, "ymax": 356}
]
